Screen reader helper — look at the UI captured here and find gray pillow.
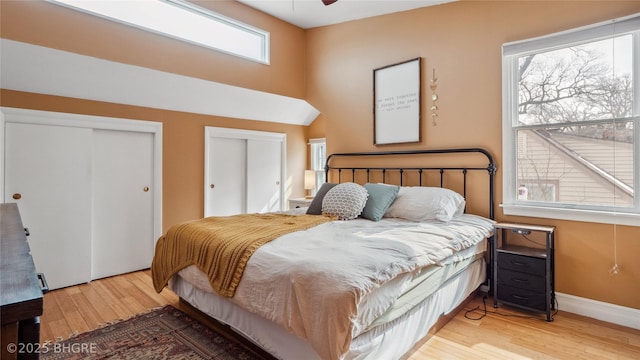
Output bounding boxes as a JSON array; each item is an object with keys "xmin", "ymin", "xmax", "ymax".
[
  {"xmin": 306, "ymin": 183, "xmax": 337, "ymax": 215},
  {"xmin": 361, "ymin": 183, "xmax": 400, "ymax": 221}
]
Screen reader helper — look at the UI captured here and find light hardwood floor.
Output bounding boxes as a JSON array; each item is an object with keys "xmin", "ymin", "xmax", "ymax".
[{"xmin": 40, "ymin": 270, "xmax": 640, "ymax": 359}]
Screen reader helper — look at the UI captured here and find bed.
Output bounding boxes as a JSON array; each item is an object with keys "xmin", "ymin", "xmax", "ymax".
[{"xmin": 152, "ymin": 148, "xmax": 497, "ymax": 360}]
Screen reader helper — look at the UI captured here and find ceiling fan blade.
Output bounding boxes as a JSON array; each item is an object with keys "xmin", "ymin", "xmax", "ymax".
[{"xmin": 322, "ymin": 0, "xmax": 338, "ymax": 5}]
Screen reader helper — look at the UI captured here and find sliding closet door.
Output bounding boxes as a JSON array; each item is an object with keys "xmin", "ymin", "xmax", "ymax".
[
  {"xmin": 206, "ymin": 137, "xmax": 247, "ymax": 216},
  {"xmin": 247, "ymin": 139, "xmax": 282, "ymax": 213},
  {"xmin": 2, "ymin": 107, "xmax": 162, "ymax": 290},
  {"xmin": 91, "ymin": 129, "xmax": 155, "ymax": 279},
  {"xmin": 205, "ymin": 127, "xmax": 285, "ymax": 217},
  {"xmin": 4, "ymin": 122, "xmax": 92, "ymax": 290}
]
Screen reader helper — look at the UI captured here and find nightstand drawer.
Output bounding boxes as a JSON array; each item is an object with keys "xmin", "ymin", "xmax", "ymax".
[
  {"xmin": 497, "ymin": 252, "xmax": 545, "ymax": 276},
  {"xmin": 497, "ymin": 269, "xmax": 545, "ymax": 293},
  {"xmin": 497, "ymin": 284, "xmax": 547, "ymax": 311},
  {"xmin": 288, "ymin": 198, "xmax": 313, "ymax": 209}
]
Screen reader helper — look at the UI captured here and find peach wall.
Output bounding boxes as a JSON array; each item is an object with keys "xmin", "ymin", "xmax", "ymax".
[
  {"xmin": 306, "ymin": 0, "xmax": 640, "ymax": 309},
  {"xmin": 0, "ymin": 0, "xmax": 309, "ymax": 231}
]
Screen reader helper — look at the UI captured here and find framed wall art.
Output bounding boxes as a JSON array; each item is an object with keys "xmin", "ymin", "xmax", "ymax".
[{"xmin": 373, "ymin": 57, "xmax": 422, "ymax": 145}]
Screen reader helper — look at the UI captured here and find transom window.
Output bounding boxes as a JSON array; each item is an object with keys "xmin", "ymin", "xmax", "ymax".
[
  {"xmin": 49, "ymin": 0, "xmax": 270, "ymax": 64},
  {"xmin": 502, "ymin": 14, "xmax": 640, "ymax": 226}
]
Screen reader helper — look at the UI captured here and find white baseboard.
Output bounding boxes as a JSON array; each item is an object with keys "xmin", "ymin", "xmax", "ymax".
[{"xmin": 556, "ymin": 292, "xmax": 640, "ymax": 330}]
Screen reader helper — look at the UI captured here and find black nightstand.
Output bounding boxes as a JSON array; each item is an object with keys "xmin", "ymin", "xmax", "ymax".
[{"xmin": 492, "ymin": 222, "xmax": 555, "ymax": 321}]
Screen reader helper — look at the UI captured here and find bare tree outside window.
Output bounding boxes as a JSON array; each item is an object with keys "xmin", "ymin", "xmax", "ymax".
[{"xmin": 514, "ymin": 35, "xmax": 635, "ymax": 208}]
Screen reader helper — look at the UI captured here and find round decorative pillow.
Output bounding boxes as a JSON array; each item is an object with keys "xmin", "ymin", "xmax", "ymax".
[{"xmin": 321, "ymin": 182, "xmax": 368, "ymax": 220}]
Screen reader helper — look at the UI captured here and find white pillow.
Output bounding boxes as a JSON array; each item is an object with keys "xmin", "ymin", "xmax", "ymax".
[
  {"xmin": 322, "ymin": 182, "xmax": 368, "ymax": 220},
  {"xmin": 384, "ymin": 186, "xmax": 465, "ymax": 222}
]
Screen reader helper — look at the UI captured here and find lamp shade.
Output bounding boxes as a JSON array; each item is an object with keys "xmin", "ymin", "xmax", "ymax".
[{"xmin": 304, "ymin": 170, "xmax": 316, "ymax": 190}]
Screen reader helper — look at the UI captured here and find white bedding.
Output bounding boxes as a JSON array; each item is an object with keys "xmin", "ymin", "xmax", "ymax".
[{"xmin": 177, "ymin": 213, "xmax": 494, "ymax": 360}]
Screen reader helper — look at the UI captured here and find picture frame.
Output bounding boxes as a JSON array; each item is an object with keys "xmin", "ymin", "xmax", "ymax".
[{"xmin": 373, "ymin": 57, "xmax": 422, "ymax": 145}]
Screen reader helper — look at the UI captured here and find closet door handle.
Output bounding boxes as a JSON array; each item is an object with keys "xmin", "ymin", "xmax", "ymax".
[{"xmin": 13, "ymin": 193, "xmax": 22, "ymax": 200}]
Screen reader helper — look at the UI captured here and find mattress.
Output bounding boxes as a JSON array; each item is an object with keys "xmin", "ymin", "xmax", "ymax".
[
  {"xmin": 171, "ymin": 213, "xmax": 494, "ymax": 359},
  {"xmin": 177, "ymin": 241, "xmax": 485, "ymax": 332},
  {"xmin": 171, "ymin": 257, "xmax": 486, "ymax": 360}
]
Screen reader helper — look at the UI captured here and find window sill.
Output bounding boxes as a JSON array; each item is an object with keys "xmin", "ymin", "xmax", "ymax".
[{"xmin": 501, "ymin": 204, "xmax": 639, "ymax": 227}]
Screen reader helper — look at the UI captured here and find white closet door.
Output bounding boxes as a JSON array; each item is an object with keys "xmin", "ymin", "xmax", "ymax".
[
  {"xmin": 4, "ymin": 122, "xmax": 92, "ymax": 290},
  {"xmin": 207, "ymin": 137, "xmax": 246, "ymax": 216},
  {"xmin": 247, "ymin": 139, "xmax": 282, "ymax": 213},
  {"xmin": 91, "ymin": 129, "xmax": 155, "ymax": 279},
  {"xmin": 204, "ymin": 127, "xmax": 285, "ymax": 217}
]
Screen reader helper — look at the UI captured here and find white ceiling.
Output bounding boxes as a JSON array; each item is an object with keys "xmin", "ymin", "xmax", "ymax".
[{"xmin": 236, "ymin": 0, "xmax": 456, "ymax": 29}]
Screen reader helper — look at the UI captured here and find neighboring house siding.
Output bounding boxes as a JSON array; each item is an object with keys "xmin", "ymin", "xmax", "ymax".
[
  {"xmin": 551, "ymin": 133, "xmax": 634, "ymax": 189},
  {"xmin": 517, "ymin": 131, "xmax": 633, "ymax": 207}
]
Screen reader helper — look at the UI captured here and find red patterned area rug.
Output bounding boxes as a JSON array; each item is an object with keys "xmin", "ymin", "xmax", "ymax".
[{"xmin": 41, "ymin": 305, "xmax": 268, "ymax": 360}]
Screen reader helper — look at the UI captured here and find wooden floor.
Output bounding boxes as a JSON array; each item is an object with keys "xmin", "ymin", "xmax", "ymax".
[{"xmin": 41, "ymin": 270, "xmax": 640, "ymax": 359}]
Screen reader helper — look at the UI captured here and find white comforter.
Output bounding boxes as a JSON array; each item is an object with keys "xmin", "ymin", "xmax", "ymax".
[{"xmin": 214, "ymin": 213, "xmax": 495, "ymax": 360}]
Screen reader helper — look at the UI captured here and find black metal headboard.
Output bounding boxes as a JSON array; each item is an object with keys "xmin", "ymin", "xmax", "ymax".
[{"xmin": 325, "ymin": 148, "xmax": 497, "ymax": 219}]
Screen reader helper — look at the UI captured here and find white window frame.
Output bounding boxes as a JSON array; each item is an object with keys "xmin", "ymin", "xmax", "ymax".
[
  {"xmin": 309, "ymin": 138, "xmax": 326, "ymax": 195},
  {"xmin": 48, "ymin": 0, "xmax": 270, "ymax": 64},
  {"xmin": 501, "ymin": 13, "xmax": 640, "ymax": 227}
]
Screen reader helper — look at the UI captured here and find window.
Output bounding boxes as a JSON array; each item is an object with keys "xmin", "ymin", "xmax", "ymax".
[
  {"xmin": 502, "ymin": 14, "xmax": 640, "ymax": 226},
  {"xmin": 309, "ymin": 138, "xmax": 326, "ymax": 195},
  {"xmin": 49, "ymin": 0, "xmax": 270, "ymax": 64}
]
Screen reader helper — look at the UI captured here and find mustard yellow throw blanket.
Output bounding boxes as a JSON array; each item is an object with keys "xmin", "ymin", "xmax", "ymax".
[{"xmin": 151, "ymin": 213, "xmax": 331, "ymax": 297}]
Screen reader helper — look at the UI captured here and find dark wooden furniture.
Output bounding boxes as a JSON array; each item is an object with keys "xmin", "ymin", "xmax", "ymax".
[
  {"xmin": 492, "ymin": 222, "xmax": 555, "ymax": 321},
  {"xmin": 1, "ymin": 203, "xmax": 46, "ymax": 359}
]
